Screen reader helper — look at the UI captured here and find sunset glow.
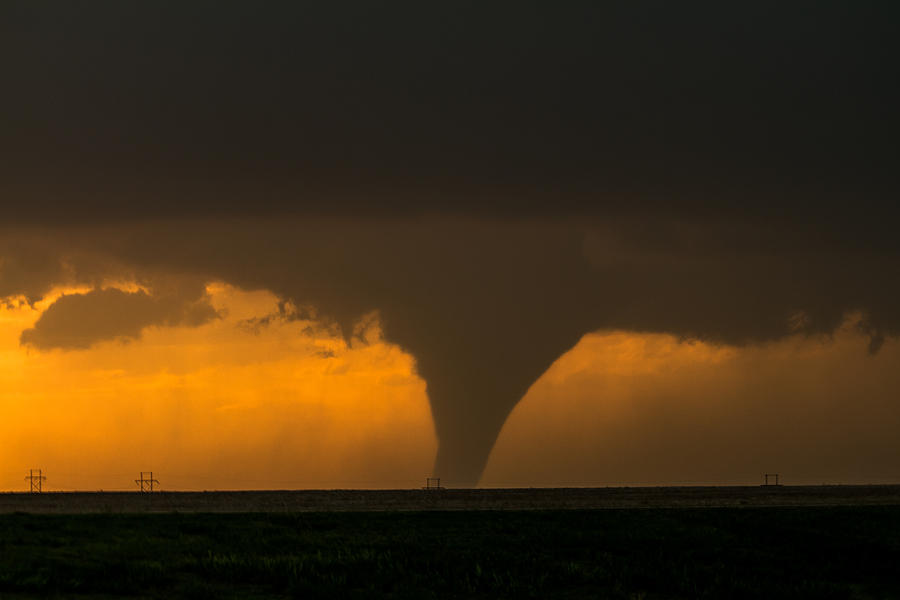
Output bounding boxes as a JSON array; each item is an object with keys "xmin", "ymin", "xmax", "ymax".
[
  {"xmin": 5, "ymin": 280, "xmax": 896, "ymax": 491},
  {"xmin": 0, "ymin": 284, "xmax": 436, "ymax": 491},
  {"xmin": 483, "ymin": 321, "xmax": 900, "ymax": 487}
]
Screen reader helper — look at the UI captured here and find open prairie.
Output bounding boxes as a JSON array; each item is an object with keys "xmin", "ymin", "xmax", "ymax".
[
  {"xmin": 2, "ymin": 484, "xmax": 899, "ymax": 514},
  {"xmin": 2, "ymin": 505, "xmax": 899, "ymax": 598},
  {"xmin": 2, "ymin": 487, "xmax": 899, "ymax": 598}
]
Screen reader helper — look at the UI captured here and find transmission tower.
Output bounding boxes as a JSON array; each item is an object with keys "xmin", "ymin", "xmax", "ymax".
[
  {"xmin": 25, "ymin": 469, "xmax": 46, "ymax": 493},
  {"xmin": 135, "ymin": 471, "xmax": 160, "ymax": 493}
]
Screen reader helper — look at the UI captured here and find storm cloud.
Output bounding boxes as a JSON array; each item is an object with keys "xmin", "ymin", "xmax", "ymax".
[
  {"xmin": 1, "ymin": 2, "xmax": 899, "ymax": 484},
  {"xmin": 4, "ymin": 216, "xmax": 900, "ymax": 484},
  {"xmin": 20, "ymin": 286, "xmax": 219, "ymax": 350},
  {"xmin": 2, "ymin": 2, "xmax": 897, "ymax": 222}
]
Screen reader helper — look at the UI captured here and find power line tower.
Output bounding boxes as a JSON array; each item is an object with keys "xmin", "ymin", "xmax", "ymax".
[
  {"xmin": 135, "ymin": 471, "xmax": 160, "ymax": 493},
  {"xmin": 25, "ymin": 469, "xmax": 46, "ymax": 493}
]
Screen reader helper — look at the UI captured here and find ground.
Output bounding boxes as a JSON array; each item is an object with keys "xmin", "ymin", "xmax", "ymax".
[{"xmin": 0, "ymin": 487, "xmax": 898, "ymax": 598}]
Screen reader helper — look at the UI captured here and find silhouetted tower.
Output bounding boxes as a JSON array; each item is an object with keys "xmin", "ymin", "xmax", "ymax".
[
  {"xmin": 25, "ymin": 469, "xmax": 46, "ymax": 493},
  {"xmin": 135, "ymin": 472, "xmax": 159, "ymax": 493}
]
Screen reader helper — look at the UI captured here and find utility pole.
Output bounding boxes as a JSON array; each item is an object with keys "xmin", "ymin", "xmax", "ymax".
[
  {"xmin": 135, "ymin": 471, "xmax": 160, "ymax": 493},
  {"xmin": 424, "ymin": 477, "xmax": 443, "ymax": 490},
  {"xmin": 25, "ymin": 469, "xmax": 46, "ymax": 493}
]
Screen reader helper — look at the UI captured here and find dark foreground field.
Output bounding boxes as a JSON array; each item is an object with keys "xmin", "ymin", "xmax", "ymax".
[
  {"xmin": 2, "ymin": 506, "xmax": 900, "ymax": 599},
  {"xmin": 3, "ymin": 485, "xmax": 900, "ymax": 513}
]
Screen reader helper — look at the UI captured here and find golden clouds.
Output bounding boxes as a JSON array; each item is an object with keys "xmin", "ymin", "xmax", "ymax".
[
  {"xmin": 4, "ymin": 279, "xmax": 899, "ymax": 491},
  {"xmin": 0, "ymin": 284, "xmax": 436, "ymax": 491},
  {"xmin": 483, "ymin": 319, "xmax": 900, "ymax": 487}
]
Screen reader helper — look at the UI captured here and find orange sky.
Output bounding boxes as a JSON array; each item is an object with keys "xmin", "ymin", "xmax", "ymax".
[
  {"xmin": 0, "ymin": 283, "xmax": 435, "ymax": 491},
  {"xmin": 483, "ymin": 319, "xmax": 900, "ymax": 487},
  {"xmin": 2, "ymin": 282, "xmax": 898, "ymax": 490}
]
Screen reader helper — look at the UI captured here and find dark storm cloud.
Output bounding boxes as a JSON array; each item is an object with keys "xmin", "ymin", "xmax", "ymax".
[
  {"xmin": 0, "ymin": 234, "xmax": 134, "ymax": 303},
  {"xmin": 0, "ymin": 241, "xmax": 70, "ymax": 304},
  {"xmin": 1, "ymin": 2, "xmax": 899, "ymax": 484},
  {"xmin": 20, "ymin": 285, "xmax": 219, "ymax": 350},
  {"xmin": 1, "ymin": 1, "xmax": 897, "ymax": 225}
]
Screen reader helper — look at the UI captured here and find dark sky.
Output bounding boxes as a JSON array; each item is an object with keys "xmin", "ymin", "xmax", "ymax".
[
  {"xmin": 4, "ymin": 2, "xmax": 898, "ymax": 221},
  {"xmin": 2, "ymin": 1, "xmax": 899, "ymax": 484}
]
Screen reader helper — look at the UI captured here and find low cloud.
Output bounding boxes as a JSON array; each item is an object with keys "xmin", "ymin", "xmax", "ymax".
[{"xmin": 20, "ymin": 285, "xmax": 219, "ymax": 350}]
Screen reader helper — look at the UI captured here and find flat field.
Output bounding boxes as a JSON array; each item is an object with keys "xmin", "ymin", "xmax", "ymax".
[
  {"xmin": 2, "ymin": 485, "xmax": 899, "ymax": 513},
  {"xmin": 0, "ymin": 487, "xmax": 898, "ymax": 599}
]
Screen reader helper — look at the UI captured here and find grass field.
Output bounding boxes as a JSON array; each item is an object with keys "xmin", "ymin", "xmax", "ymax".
[
  {"xmin": 1, "ymin": 506, "xmax": 899, "ymax": 599},
  {"xmin": 3, "ymin": 485, "xmax": 900, "ymax": 513}
]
